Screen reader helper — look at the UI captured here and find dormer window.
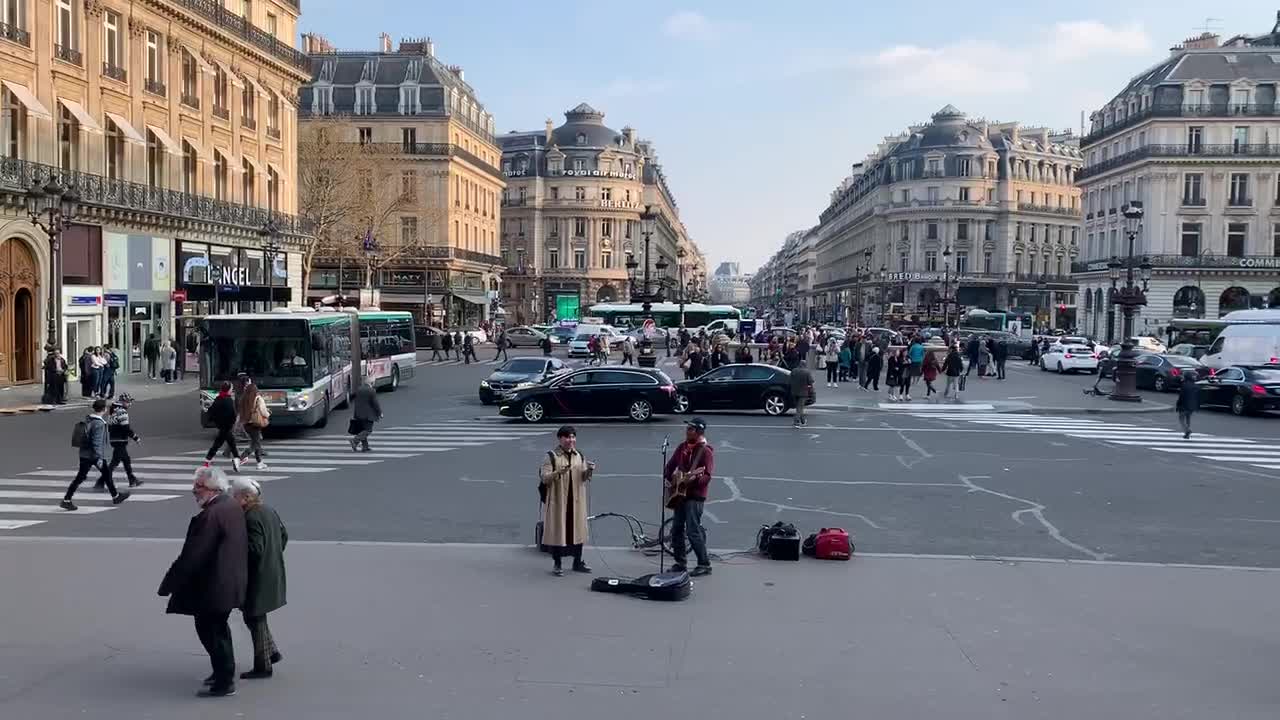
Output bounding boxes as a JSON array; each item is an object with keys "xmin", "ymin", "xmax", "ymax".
[
  {"xmin": 576, "ymin": 133, "xmax": 587, "ymax": 145},
  {"xmin": 573, "ymin": 158, "xmax": 585, "ymax": 172},
  {"xmin": 399, "ymin": 86, "xmax": 420, "ymax": 115},
  {"xmin": 355, "ymin": 86, "xmax": 375, "ymax": 115},
  {"xmin": 312, "ymin": 86, "xmax": 333, "ymax": 116}
]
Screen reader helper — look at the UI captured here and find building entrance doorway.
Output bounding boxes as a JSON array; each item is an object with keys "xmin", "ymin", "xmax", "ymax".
[{"xmin": 0, "ymin": 237, "xmax": 39, "ymax": 386}]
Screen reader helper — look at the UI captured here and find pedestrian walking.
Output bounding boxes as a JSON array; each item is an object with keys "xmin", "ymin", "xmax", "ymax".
[
  {"xmin": 862, "ymin": 345, "xmax": 882, "ymax": 391},
  {"xmin": 462, "ymin": 333, "xmax": 476, "ymax": 364},
  {"xmin": 102, "ymin": 393, "xmax": 143, "ymax": 489},
  {"xmin": 441, "ymin": 331, "xmax": 453, "ymax": 361},
  {"xmin": 540, "ymin": 333, "xmax": 553, "ymax": 357},
  {"xmin": 942, "ymin": 343, "xmax": 964, "ymax": 402},
  {"xmin": 453, "ymin": 331, "xmax": 463, "ymax": 361},
  {"xmin": 158, "ymin": 466, "xmax": 247, "ymax": 698},
  {"xmin": 977, "ymin": 341, "xmax": 991, "ymax": 379},
  {"xmin": 538, "ymin": 425, "xmax": 595, "ymax": 576},
  {"xmin": 204, "ymin": 381, "xmax": 242, "ymax": 472},
  {"xmin": 885, "ymin": 348, "xmax": 904, "ymax": 401},
  {"xmin": 965, "ymin": 335, "xmax": 981, "ymax": 376},
  {"xmin": 838, "ymin": 342, "xmax": 852, "ymax": 383},
  {"xmin": 430, "ymin": 331, "xmax": 444, "ymax": 362},
  {"xmin": 823, "ymin": 338, "xmax": 839, "ymax": 388},
  {"xmin": 349, "ymin": 380, "xmax": 382, "ymax": 452},
  {"xmin": 493, "ymin": 329, "xmax": 509, "ymax": 362},
  {"xmin": 994, "ymin": 337, "xmax": 1008, "ymax": 380},
  {"xmin": 621, "ymin": 335, "xmax": 635, "ymax": 365},
  {"xmin": 230, "ymin": 477, "xmax": 287, "ymax": 680},
  {"xmin": 1176, "ymin": 374, "xmax": 1200, "ymax": 439},
  {"xmin": 161, "ymin": 340, "xmax": 178, "ymax": 383},
  {"xmin": 144, "ymin": 333, "xmax": 160, "ymax": 379},
  {"xmin": 664, "ymin": 417, "xmax": 714, "ymax": 576},
  {"xmin": 97, "ymin": 344, "xmax": 119, "ymax": 399},
  {"xmin": 904, "ymin": 338, "xmax": 925, "ymax": 401},
  {"xmin": 237, "ymin": 378, "xmax": 271, "ymax": 470},
  {"xmin": 61, "ymin": 399, "xmax": 130, "ymax": 510},
  {"xmin": 922, "ymin": 351, "xmax": 940, "ymax": 400},
  {"xmin": 789, "ymin": 361, "xmax": 813, "ymax": 427}
]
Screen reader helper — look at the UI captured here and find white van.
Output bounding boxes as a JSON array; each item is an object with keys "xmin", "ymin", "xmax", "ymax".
[{"xmin": 1200, "ymin": 323, "xmax": 1280, "ymax": 370}]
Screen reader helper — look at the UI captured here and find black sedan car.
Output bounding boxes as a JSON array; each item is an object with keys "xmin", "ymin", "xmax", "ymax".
[
  {"xmin": 1198, "ymin": 366, "xmax": 1280, "ymax": 415},
  {"xmin": 674, "ymin": 363, "xmax": 814, "ymax": 416},
  {"xmin": 1133, "ymin": 354, "xmax": 1204, "ymax": 392},
  {"xmin": 498, "ymin": 366, "xmax": 677, "ymax": 422},
  {"xmin": 479, "ymin": 357, "xmax": 567, "ymax": 404}
]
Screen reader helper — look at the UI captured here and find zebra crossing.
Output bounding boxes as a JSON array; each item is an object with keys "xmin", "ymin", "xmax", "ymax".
[
  {"xmin": 887, "ymin": 405, "xmax": 1280, "ymax": 473},
  {"xmin": 0, "ymin": 420, "xmax": 551, "ymax": 533}
]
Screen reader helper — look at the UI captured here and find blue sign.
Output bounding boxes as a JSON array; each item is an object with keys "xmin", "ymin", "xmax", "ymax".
[
  {"xmin": 69, "ymin": 296, "xmax": 100, "ymax": 306},
  {"xmin": 103, "ymin": 294, "xmax": 128, "ymax": 308}
]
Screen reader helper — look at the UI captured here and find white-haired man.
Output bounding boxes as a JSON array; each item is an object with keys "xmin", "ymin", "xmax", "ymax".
[
  {"xmin": 230, "ymin": 476, "xmax": 288, "ymax": 679},
  {"xmin": 158, "ymin": 467, "xmax": 248, "ymax": 697}
]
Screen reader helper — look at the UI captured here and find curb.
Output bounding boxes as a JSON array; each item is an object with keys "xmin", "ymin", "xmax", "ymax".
[
  {"xmin": 809, "ymin": 402, "xmax": 1174, "ymax": 416},
  {"xmin": 0, "ymin": 405, "xmax": 56, "ymax": 415}
]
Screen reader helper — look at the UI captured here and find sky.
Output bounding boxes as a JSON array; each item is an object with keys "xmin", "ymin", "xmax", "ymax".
[{"xmin": 299, "ymin": 1, "xmax": 1280, "ymax": 273}]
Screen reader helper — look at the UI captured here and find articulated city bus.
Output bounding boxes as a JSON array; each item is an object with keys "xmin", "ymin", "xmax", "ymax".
[
  {"xmin": 357, "ymin": 310, "xmax": 416, "ymax": 390},
  {"xmin": 584, "ymin": 302, "xmax": 741, "ymax": 330}
]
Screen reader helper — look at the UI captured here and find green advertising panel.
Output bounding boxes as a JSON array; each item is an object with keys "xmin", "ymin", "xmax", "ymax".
[{"xmin": 555, "ymin": 294, "xmax": 580, "ymax": 321}]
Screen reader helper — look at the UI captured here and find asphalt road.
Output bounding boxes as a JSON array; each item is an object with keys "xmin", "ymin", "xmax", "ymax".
[{"xmin": 1, "ymin": 348, "xmax": 1278, "ymax": 567}]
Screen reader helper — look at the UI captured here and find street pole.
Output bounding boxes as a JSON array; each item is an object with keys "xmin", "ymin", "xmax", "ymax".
[
  {"xmin": 27, "ymin": 175, "xmax": 80, "ymax": 404},
  {"xmin": 1108, "ymin": 202, "xmax": 1152, "ymax": 403},
  {"xmin": 259, "ymin": 220, "xmax": 281, "ymax": 310},
  {"xmin": 942, "ymin": 244, "xmax": 952, "ymax": 329}
]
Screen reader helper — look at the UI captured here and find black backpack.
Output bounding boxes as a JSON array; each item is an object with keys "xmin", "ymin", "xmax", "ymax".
[{"xmin": 71, "ymin": 419, "xmax": 87, "ymax": 448}]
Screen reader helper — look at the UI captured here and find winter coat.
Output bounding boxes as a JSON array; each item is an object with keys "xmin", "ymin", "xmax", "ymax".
[
  {"xmin": 839, "ymin": 347, "xmax": 852, "ymax": 369},
  {"xmin": 993, "ymin": 339, "xmax": 1009, "ymax": 362},
  {"xmin": 966, "ymin": 336, "xmax": 981, "ymax": 362},
  {"xmin": 160, "ymin": 345, "xmax": 177, "ymax": 371},
  {"xmin": 710, "ymin": 350, "xmax": 729, "ymax": 369},
  {"xmin": 244, "ymin": 394, "xmax": 271, "ymax": 429},
  {"xmin": 243, "ymin": 503, "xmax": 288, "ymax": 617},
  {"xmin": 865, "ymin": 349, "xmax": 883, "ymax": 376},
  {"xmin": 538, "ymin": 447, "xmax": 591, "ymax": 547},
  {"xmin": 107, "ymin": 405, "xmax": 139, "ymax": 446},
  {"xmin": 789, "ymin": 365, "xmax": 813, "ymax": 399},
  {"xmin": 353, "ymin": 383, "xmax": 382, "ymax": 422},
  {"xmin": 143, "ymin": 337, "xmax": 160, "ymax": 360},
  {"xmin": 922, "ymin": 354, "xmax": 940, "ymax": 382},
  {"xmin": 1177, "ymin": 378, "xmax": 1201, "ymax": 412},
  {"xmin": 159, "ymin": 493, "xmax": 248, "ymax": 616},
  {"xmin": 885, "ymin": 356, "xmax": 904, "ymax": 387},
  {"xmin": 207, "ymin": 393, "xmax": 237, "ymax": 430},
  {"xmin": 943, "ymin": 350, "xmax": 964, "ymax": 377},
  {"xmin": 664, "ymin": 439, "xmax": 714, "ymax": 501},
  {"xmin": 78, "ymin": 414, "xmax": 108, "ymax": 461},
  {"xmin": 442, "ymin": 333, "xmax": 453, "ymax": 351}
]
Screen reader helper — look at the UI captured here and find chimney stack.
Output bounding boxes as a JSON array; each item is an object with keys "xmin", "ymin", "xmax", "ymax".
[
  {"xmin": 425, "ymin": 37, "xmax": 434, "ymax": 58},
  {"xmin": 301, "ymin": 32, "xmax": 334, "ymax": 54},
  {"xmin": 447, "ymin": 64, "xmax": 464, "ymax": 81},
  {"xmin": 545, "ymin": 118, "xmax": 554, "ymax": 143},
  {"xmin": 378, "ymin": 32, "xmax": 392, "ymax": 53},
  {"xmin": 622, "ymin": 126, "xmax": 635, "ymax": 145}
]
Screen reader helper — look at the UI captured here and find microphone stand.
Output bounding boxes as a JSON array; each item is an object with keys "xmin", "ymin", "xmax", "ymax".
[{"xmin": 660, "ymin": 436, "xmax": 670, "ymax": 574}]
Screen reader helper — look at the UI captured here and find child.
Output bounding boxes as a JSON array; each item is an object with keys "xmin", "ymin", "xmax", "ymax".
[
  {"xmin": 102, "ymin": 393, "xmax": 143, "ymax": 489},
  {"xmin": 922, "ymin": 351, "xmax": 940, "ymax": 401}
]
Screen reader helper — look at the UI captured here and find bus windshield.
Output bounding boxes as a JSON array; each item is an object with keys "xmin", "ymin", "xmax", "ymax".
[{"xmin": 201, "ymin": 319, "xmax": 313, "ymax": 389}]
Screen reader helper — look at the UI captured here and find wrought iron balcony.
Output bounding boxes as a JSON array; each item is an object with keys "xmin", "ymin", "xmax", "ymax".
[
  {"xmin": 171, "ymin": 0, "xmax": 310, "ymax": 72},
  {"xmin": 1227, "ymin": 196, "xmax": 1253, "ymax": 207},
  {"xmin": 1084, "ymin": 103, "xmax": 1280, "ymax": 147},
  {"xmin": 1017, "ymin": 203, "xmax": 1080, "ymax": 216},
  {"xmin": 241, "ymin": 115, "xmax": 256, "ymax": 130},
  {"xmin": 144, "ymin": 79, "xmax": 166, "ymax": 97},
  {"xmin": 1181, "ymin": 196, "xmax": 1206, "ymax": 207},
  {"xmin": 1, "ymin": 22, "xmax": 30, "ymax": 47},
  {"xmin": 921, "ymin": 169, "xmax": 945, "ymax": 178},
  {"xmin": 0, "ymin": 156, "xmax": 309, "ymax": 236},
  {"xmin": 1074, "ymin": 254, "xmax": 1280, "ymax": 274},
  {"xmin": 181, "ymin": 93, "xmax": 201, "ymax": 110},
  {"xmin": 102, "ymin": 62, "xmax": 127, "ymax": 82},
  {"xmin": 54, "ymin": 44, "xmax": 81, "ymax": 66},
  {"xmin": 212, "ymin": 105, "xmax": 230, "ymax": 121},
  {"xmin": 366, "ymin": 142, "xmax": 502, "ymax": 180},
  {"xmin": 501, "ymin": 197, "xmax": 527, "ymax": 207},
  {"xmin": 267, "ymin": 126, "xmax": 281, "ymax": 140}
]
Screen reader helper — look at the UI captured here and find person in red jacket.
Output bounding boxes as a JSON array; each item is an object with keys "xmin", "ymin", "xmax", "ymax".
[{"xmin": 663, "ymin": 417, "xmax": 715, "ymax": 576}]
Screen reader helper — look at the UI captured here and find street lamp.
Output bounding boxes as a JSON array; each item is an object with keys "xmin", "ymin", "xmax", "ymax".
[
  {"xmin": 1035, "ymin": 274, "xmax": 1048, "ymax": 334},
  {"xmin": 941, "ymin": 244, "xmax": 953, "ymax": 328},
  {"xmin": 626, "ymin": 206, "xmax": 667, "ymax": 364},
  {"xmin": 878, "ymin": 265, "xmax": 887, "ymax": 325},
  {"xmin": 1108, "ymin": 201, "xmax": 1152, "ymax": 403},
  {"xmin": 259, "ymin": 220, "xmax": 282, "ymax": 310},
  {"xmin": 852, "ymin": 247, "xmax": 872, "ymax": 327},
  {"xmin": 27, "ymin": 175, "xmax": 80, "ymax": 398},
  {"xmin": 676, "ymin": 246, "xmax": 688, "ymax": 330}
]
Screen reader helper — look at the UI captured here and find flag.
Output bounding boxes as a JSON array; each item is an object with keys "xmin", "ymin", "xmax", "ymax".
[{"xmin": 362, "ymin": 228, "xmax": 376, "ymax": 252}]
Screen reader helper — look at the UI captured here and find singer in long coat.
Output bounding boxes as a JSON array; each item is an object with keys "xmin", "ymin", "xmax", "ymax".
[{"xmin": 538, "ymin": 446, "xmax": 591, "ymax": 548}]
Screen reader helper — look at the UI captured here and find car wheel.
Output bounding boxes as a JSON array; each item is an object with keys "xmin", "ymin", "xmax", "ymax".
[
  {"xmin": 521, "ymin": 400, "xmax": 545, "ymax": 423},
  {"xmin": 673, "ymin": 393, "xmax": 691, "ymax": 414},
  {"xmin": 1039, "ymin": 360, "xmax": 1047, "ymax": 372},
  {"xmin": 1153, "ymin": 376, "xmax": 1167, "ymax": 393},
  {"xmin": 389, "ymin": 366, "xmax": 401, "ymax": 391},
  {"xmin": 480, "ymin": 396, "xmax": 493, "ymax": 406},
  {"xmin": 628, "ymin": 398, "xmax": 653, "ymax": 422},
  {"xmin": 1057, "ymin": 362, "xmax": 1065, "ymax": 374},
  {"xmin": 763, "ymin": 392, "xmax": 787, "ymax": 416},
  {"xmin": 1231, "ymin": 394, "xmax": 1249, "ymax": 416}
]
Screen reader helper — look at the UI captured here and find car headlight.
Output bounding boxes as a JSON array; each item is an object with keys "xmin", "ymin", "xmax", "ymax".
[
  {"xmin": 480, "ymin": 380, "xmax": 490, "ymax": 388},
  {"xmin": 287, "ymin": 393, "xmax": 311, "ymax": 411}
]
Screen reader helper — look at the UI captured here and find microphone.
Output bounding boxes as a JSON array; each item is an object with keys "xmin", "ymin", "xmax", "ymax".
[{"xmin": 661, "ymin": 436, "xmax": 670, "ymax": 453}]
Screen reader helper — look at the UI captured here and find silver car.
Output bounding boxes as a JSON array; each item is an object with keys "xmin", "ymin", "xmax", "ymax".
[{"xmin": 502, "ymin": 326, "xmax": 549, "ymax": 348}]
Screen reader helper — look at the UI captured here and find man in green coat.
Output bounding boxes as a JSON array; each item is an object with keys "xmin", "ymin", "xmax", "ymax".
[{"xmin": 230, "ymin": 477, "xmax": 288, "ymax": 679}]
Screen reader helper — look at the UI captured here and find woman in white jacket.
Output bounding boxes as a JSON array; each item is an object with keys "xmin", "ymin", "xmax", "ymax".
[{"xmin": 160, "ymin": 340, "xmax": 177, "ymax": 383}]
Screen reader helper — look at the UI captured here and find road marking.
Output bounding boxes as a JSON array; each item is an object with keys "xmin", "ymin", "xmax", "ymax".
[
  {"xmin": 1109, "ymin": 438, "xmax": 1256, "ymax": 446},
  {"xmin": 880, "ymin": 403, "xmax": 995, "ymax": 411},
  {"xmin": 1148, "ymin": 446, "xmax": 1280, "ymax": 454},
  {"xmin": 1197, "ymin": 455, "xmax": 1280, "ymax": 463},
  {"xmin": 0, "ymin": 504, "xmax": 111, "ymax": 515},
  {"xmin": 255, "ymin": 444, "xmax": 456, "ymax": 452},
  {"xmin": 21, "ymin": 470, "xmax": 286, "ymax": 482},
  {"xmin": 0, "ymin": 490, "xmax": 178, "ymax": 502},
  {"xmin": 127, "ymin": 463, "xmax": 337, "ymax": 474},
  {"xmin": 137, "ymin": 455, "xmax": 381, "ymax": 466},
  {"xmin": 0, "ymin": 519, "xmax": 44, "ymax": 529},
  {"xmin": 0, "ymin": 478, "xmax": 196, "ymax": 491}
]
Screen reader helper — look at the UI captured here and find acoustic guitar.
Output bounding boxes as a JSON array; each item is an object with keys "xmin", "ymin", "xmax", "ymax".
[{"xmin": 663, "ymin": 446, "xmax": 706, "ymax": 509}]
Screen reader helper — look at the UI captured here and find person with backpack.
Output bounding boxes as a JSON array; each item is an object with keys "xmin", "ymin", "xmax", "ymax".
[
  {"xmin": 62, "ymin": 399, "xmax": 130, "ymax": 511},
  {"xmin": 100, "ymin": 393, "xmax": 143, "ymax": 490},
  {"xmin": 204, "ymin": 381, "xmax": 242, "ymax": 472},
  {"xmin": 237, "ymin": 377, "xmax": 272, "ymax": 471}
]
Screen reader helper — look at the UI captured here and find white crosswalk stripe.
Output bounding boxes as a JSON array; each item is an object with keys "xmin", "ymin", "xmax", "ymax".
[
  {"xmin": 0, "ymin": 420, "xmax": 562, "ymax": 533},
  {"xmin": 901, "ymin": 411, "xmax": 1280, "ymax": 473}
]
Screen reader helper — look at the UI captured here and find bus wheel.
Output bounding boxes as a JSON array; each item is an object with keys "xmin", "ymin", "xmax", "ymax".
[
  {"xmin": 313, "ymin": 393, "xmax": 330, "ymax": 429},
  {"xmin": 389, "ymin": 366, "xmax": 401, "ymax": 391}
]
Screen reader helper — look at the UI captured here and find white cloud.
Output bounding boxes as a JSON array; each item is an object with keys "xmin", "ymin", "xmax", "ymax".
[
  {"xmin": 663, "ymin": 10, "xmax": 715, "ymax": 40},
  {"xmin": 1047, "ymin": 20, "xmax": 1152, "ymax": 61},
  {"xmin": 864, "ymin": 42, "xmax": 1030, "ymax": 95},
  {"xmin": 602, "ymin": 77, "xmax": 673, "ymax": 97}
]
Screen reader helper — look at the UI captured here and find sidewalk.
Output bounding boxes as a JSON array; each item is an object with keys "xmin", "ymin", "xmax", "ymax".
[
  {"xmin": 811, "ymin": 361, "xmax": 1174, "ymax": 414},
  {"xmin": 0, "ymin": 372, "xmax": 198, "ymax": 414},
  {"xmin": 1, "ymin": 540, "xmax": 1276, "ymax": 720}
]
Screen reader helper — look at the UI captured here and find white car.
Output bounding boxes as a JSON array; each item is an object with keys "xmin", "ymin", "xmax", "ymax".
[
  {"xmin": 567, "ymin": 326, "xmax": 624, "ymax": 358},
  {"xmin": 1041, "ymin": 344, "xmax": 1099, "ymax": 374}
]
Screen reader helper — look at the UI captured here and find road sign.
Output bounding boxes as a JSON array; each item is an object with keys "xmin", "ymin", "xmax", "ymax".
[{"xmin": 642, "ymin": 318, "xmax": 657, "ymax": 338}]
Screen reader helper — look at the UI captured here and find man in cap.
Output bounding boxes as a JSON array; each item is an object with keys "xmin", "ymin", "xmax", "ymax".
[{"xmin": 663, "ymin": 417, "xmax": 715, "ymax": 576}]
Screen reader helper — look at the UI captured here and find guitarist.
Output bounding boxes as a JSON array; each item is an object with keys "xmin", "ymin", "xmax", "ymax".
[{"xmin": 663, "ymin": 417, "xmax": 715, "ymax": 576}]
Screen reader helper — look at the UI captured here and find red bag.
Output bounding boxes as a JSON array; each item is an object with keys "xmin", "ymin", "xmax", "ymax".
[{"xmin": 813, "ymin": 528, "xmax": 852, "ymax": 560}]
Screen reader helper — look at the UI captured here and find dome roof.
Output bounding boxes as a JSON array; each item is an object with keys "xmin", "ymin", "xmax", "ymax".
[
  {"xmin": 551, "ymin": 102, "xmax": 623, "ymax": 148},
  {"xmin": 889, "ymin": 105, "xmax": 992, "ymax": 154}
]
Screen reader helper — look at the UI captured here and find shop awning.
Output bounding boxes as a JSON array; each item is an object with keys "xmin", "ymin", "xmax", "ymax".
[
  {"xmin": 103, "ymin": 112, "xmax": 145, "ymax": 144},
  {"xmin": 180, "ymin": 134, "xmax": 204, "ymax": 159},
  {"xmin": 450, "ymin": 290, "xmax": 489, "ymax": 306},
  {"xmin": 1, "ymin": 80, "xmax": 50, "ymax": 119},
  {"xmin": 56, "ymin": 98, "xmax": 102, "ymax": 133},
  {"xmin": 182, "ymin": 45, "xmax": 213, "ymax": 75},
  {"xmin": 145, "ymin": 124, "xmax": 181, "ymax": 155},
  {"xmin": 242, "ymin": 154, "xmax": 265, "ymax": 175},
  {"xmin": 211, "ymin": 58, "xmax": 243, "ymax": 87}
]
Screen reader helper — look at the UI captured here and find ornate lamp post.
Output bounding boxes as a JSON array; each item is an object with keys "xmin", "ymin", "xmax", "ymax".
[
  {"xmin": 1108, "ymin": 202, "xmax": 1152, "ymax": 403},
  {"xmin": 941, "ymin": 244, "xmax": 953, "ymax": 328},
  {"xmin": 1035, "ymin": 274, "xmax": 1048, "ymax": 334},
  {"xmin": 259, "ymin": 220, "xmax": 282, "ymax": 309},
  {"xmin": 676, "ymin": 246, "xmax": 688, "ymax": 329},
  {"xmin": 27, "ymin": 176, "xmax": 80, "ymax": 362},
  {"xmin": 878, "ymin": 265, "xmax": 887, "ymax": 325},
  {"xmin": 852, "ymin": 247, "xmax": 872, "ymax": 328},
  {"xmin": 625, "ymin": 206, "xmax": 667, "ymax": 365}
]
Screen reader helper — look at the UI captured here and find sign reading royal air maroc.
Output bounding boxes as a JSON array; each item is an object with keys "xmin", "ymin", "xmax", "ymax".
[{"xmin": 554, "ymin": 169, "xmax": 637, "ymax": 180}]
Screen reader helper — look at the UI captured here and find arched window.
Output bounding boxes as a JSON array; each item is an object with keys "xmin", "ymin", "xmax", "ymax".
[
  {"xmin": 1219, "ymin": 286, "xmax": 1251, "ymax": 316},
  {"xmin": 1172, "ymin": 286, "xmax": 1205, "ymax": 318}
]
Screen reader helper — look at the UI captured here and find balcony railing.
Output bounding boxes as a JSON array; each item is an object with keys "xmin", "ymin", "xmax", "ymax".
[
  {"xmin": 0, "ymin": 21, "xmax": 29, "ymax": 46},
  {"xmin": 1227, "ymin": 196, "xmax": 1253, "ymax": 207},
  {"xmin": 172, "ymin": 0, "xmax": 310, "ymax": 72},
  {"xmin": 921, "ymin": 169, "xmax": 945, "ymax": 178},
  {"xmin": 181, "ymin": 93, "xmax": 201, "ymax": 110},
  {"xmin": 266, "ymin": 126, "xmax": 281, "ymax": 140},
  {"xmin": 0, "ymin": 156, "xmax": 308, "ymax": 236},
  {"xmin": 1083, "ymin": 103, "xmax": 1280, "ymax": 147},
  {"xmin": 501, "ymin": 197, "xmax": 527, "ymax": 207},
  {"xmin": 54, "ymin": 44, "xmax": 81, "ymax": 66},
  {"xmin": 1073, "ymin": 254, "xmax": 1280, "ymax": 274},
  {"xmin": 144, "ymin": 79, "xmax": 166, "ymax": 97},
  {"xmin": 102, "ymin": 62, "xmax": 127, "ymax": 82},
  {"xmin": 1182, "ymin": 196, "xmax": 1207, "ymax": 207},
  {"xmin": 241, "ymin": 115, "xmax": 256, "ymax": 130},
  {"xmin": 366, "ymin": 142, "xmax": 502, "ymax": 180},
  {"xmin": 212, "ymin": 105, "xmax": 230, "ymax": 121},
  {"xmin": 1017, "ymin": 203, "xmax": 1080, "ymax": 216}
]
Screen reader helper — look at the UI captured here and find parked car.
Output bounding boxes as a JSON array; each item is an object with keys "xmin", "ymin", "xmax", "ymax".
[
  {"xmin": 567, "ymin": 326, "xmax": 624, "ymax": 357},
  {"xmin": 1040, "ymin": 343, "xmax": 1099, "ymax": 374},
  {"xmin": 1134, "ymin": 354, "xmax": 1204, "ymax": 392},
  {"xmin": 1169, "ymin": 343, "xmax": 1210, "ymax": 359},
  {"xmin": 414, "ymin": 325, "xmax": 445, "ymax": 349},
  {"xmin": 498, "ymin": 366, "xmax": 677, "ymax": 422},
  {"xmin": 501, "ymin": 326, "xmax": 549, "ymax": 348},
  {"xmin": 1197, "ymin": 366, "xmax": 1280, "ymax": 415},
  {"xmin": 479, "ymin": 356, "xmax": 567, "ymax": 404},
  {"xmin": 549, "ymin": 327, "xmax": 577, "ymax": 345},
  {"xmin": 673, "ymin": 363, "xmax": 814, "ymax": 416},
  {"xmin": 448, "ymin": 327, "xmax": 488, "ymax": 344}
]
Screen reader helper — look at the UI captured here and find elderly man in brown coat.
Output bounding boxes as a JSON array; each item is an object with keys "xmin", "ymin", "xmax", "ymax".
[
  {"xmin": 538, "ymin": 425, "xmax": 595, "ymax": 576},
  {"xmin": 158, "ymin": 466, "xmax": 247, "ymax": 697}
]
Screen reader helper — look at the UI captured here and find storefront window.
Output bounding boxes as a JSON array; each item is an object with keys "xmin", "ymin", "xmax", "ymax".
[
  {"xmin": 209, "ymin": 245, "xmax": 234, "ymax": 285},
  {"xmin": 179, "ymin": 242, "xmax": 209, "ymax": 284},
  {"xmin": 243, "ymin": 250, "xmax": 265, "ymax": 286}
]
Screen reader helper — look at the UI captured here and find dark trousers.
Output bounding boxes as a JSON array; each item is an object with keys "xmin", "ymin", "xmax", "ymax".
[
  {"xmin": 244, "ymin": 425, "xmax": 265, "ymax": 462},
  {"xmin": 862, "ymin": 367, "xmax": 879, "ymax": 390},
  {"xmin": 96, "ymin": 371, "xmax": 115, "ymax": 398},
  {"xmin": 493, "ymin": 346, "xmax": 508, "ymax": 361},
  {"xmin": 244, "ymin": 613, "xmax": 279, "ymax": 671},
  {"xmin": 996, "ymin": 358, "xmax": 1007, "ymax": 379},
  {"xmin": 549, "ymin": 543, "xmax": 583, "ymax": 566},
  {"xmin": 431, "ymin": 348, "xmax": 443, "ymax": 361},
  {"xmin": 825, "ymin": 362, "xmax": 838, "ymax": 383},
  {"xmin": 671, "ymin": 498, "xmax": 710, "ymax": 568},
  {"xmin": 205, "ymin": 429, "xmax": 240, "ymax": 462},
  {"xmin": 838, "ymin": 365, "xmax": 848, "ymax": 382},
  {"xmin": 194, "ymin": 612, "xmax": 236, "ymax": 687},
  {"xmin": 146, "ymin": 357, "xmax": 157, "ymax": 378},
  {"xmin": 65, "ymin": 457, "xmax": 115, "ymax": 500},
  {"xmin": 1178, "ymin": 409, "xmax": 1194, "ymax": 436},
  {"xmin": 107, "ymin": 444, "xmax": 136, "ymax": 484}
]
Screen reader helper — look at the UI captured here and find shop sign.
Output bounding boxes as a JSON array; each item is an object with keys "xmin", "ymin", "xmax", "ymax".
[
  {"xmin": 69, "ymin": 296, "xmax": 100, "ymax": 306},
  {"xmin": 210, "ymin": 264, "xmax": 253, "ymax": 286},
  {"xmin": 129, "ymin": 302, "xmax": 152, "ymax": 321},
  {"xmin": 600, "ymin": 200, "xmax": 640, "ymax": 209},
  {"xmin": 171, "ymin": 290, "xmax": 188, "ymax": 303},
  {"xmin": 104, "ymin": 293, "xmax": 128, "ymax": 307},
  {"xmin": 554, "ymin": 169, "xmax": 636, "ymax": 180}
]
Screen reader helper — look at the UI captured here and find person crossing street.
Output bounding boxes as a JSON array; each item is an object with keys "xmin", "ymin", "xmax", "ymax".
[
  {"xmin": 101, "ymin": 393, "xmax": 143, "ymax": 489},
  {"xmin": 1177, "ymin": 372, "xmax": 1200, "ymax": 439},
  {"xmin": 493, "ymin": 329, "xmax": 509, "ymax": 363},
  {"xmin": 61, "ymin": 399, "xmax": 130, "ymax": 511},
  {"xmin": 203, "ymin": 382, "xmax": 242, "ymax": 472},
  {"xmin": 790, "ymin": 361, "xmax": 813, "ymax": 427}
]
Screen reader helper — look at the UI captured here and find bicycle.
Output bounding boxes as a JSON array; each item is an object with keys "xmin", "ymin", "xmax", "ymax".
[{"xmin": 588, "ymin": 512, "xmax": 675, "ymax": 557}]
